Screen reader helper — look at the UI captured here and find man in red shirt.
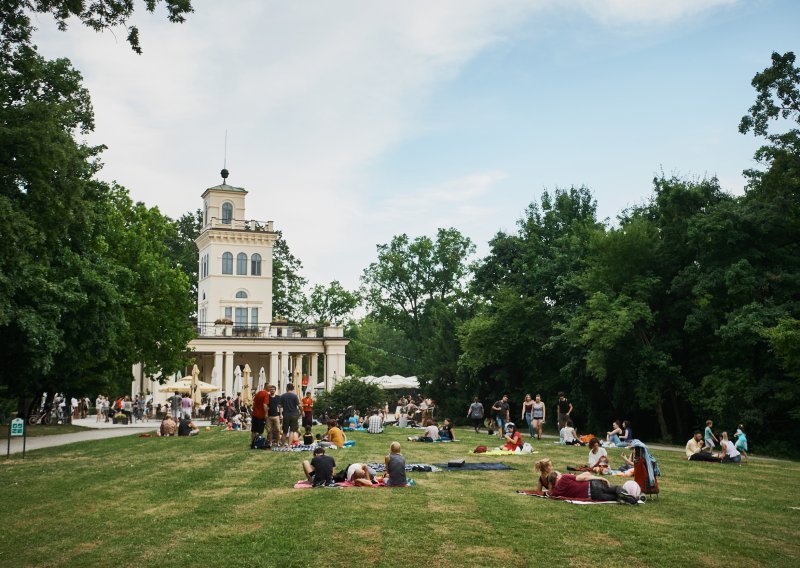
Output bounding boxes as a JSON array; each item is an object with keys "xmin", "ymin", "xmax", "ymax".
[
  {"xmin": 301, "ymin": 392, "xmax": 314, "ymax": 430},
  {"xmin": 548, "ymin": 471, "xmax": 637, "ymax": 504},
  {"xmin": 250, "ymin": 387, "xmax": 269, "ymax": 449}
]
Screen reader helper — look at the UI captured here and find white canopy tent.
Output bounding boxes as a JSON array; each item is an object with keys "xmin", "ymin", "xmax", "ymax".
[{"xmin": 359, "ymin": 375, "xmax": 420, "ymax": 390}]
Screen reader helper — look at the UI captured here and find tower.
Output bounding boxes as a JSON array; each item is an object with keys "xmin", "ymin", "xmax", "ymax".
[{"xmin": 195, "ymin": 170, "xmax": 277, "ymax": 335}]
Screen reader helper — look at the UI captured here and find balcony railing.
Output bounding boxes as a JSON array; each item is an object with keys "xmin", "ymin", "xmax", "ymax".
[{"xmin": 206, "ymin": 217, "xmax": 274, "ymax": 232}]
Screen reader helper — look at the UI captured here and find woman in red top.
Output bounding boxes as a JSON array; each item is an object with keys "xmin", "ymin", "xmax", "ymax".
[{"xmin": 502, "ymin": 422, "xmax": 523, "ymax": 452}]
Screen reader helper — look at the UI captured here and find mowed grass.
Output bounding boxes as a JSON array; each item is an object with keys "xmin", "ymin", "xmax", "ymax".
[
  {"xmin": 0, "ymin": 423, "xmax": 91, "ymax": 438},
  {"xmin": 1, "ymin": 426, "xmax": 799, "ymax": 568}
]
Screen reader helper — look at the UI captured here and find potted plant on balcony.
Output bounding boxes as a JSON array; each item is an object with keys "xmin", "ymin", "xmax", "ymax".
[{"xmin": 214, "ymin": 318, "xmax": 233, "ymax": 336}]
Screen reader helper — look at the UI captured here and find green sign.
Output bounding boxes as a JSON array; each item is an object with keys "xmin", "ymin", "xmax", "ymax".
[{"xmin": 10, "ymin": 418, "xmax": 24, "ymax": 437}]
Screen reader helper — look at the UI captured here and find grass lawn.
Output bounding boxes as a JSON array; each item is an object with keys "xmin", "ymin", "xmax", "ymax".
[
  {"xmin": 0, "ymin": 423, "xmax": 90, "ymax": 438},
  {"xmin": 1, "ymin": 426, "xmax": 798, "ymax": 568}
]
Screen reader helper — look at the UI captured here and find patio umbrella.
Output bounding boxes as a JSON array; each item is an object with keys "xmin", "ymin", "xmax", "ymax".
[
  {"xmin": 191, "ymin": 364, "xmax": 202, "ymax": 406},
  {"xmin": 158, "ymin": 378, "xmax": 218, "ymax": 394},
  {"xmin": 234, "ymin": 366, "xmax": 242, "ymax": 394},
  {"xmin": 242, "ymin": 364, "xmax": 253, "ymax": 405},
  {"xmin": 258, "ymin": 367, "xmax": 266, "ymax": 391}
]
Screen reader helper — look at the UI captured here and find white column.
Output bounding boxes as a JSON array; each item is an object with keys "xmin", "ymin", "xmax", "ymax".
[
  {"xmin": 269, "ymin": 352, "xmax": 279, "ymax": 387},
  {"xmin": 292, "ymin": 354, "xmax": 302, "ymax": 386},
  {"xmin": 224, "ymin": 351, "xmax": 234, "ymax": 396},
  {"xmin": 280, "ymin": 351, "xmax": 290, "ymax": 392},
  {"xmin": 310, "ymin": 353, "xmax": 319, "ymax": 389},
  {"xmin": 336, "ymin": 354, "xmax": 346, "ymax": 380},
  {"xmin": 214, "ymin": 351, "xmax": 223, "ymax": 388},
  {"xmin": 325, "ymin": 352, "xmax": 335, "ymax": 392}
]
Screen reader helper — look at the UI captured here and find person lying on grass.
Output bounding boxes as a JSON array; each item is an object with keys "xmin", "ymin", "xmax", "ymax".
[
  {"xmin": 303, "ymin": 447, "xmax": 336, "ymax": 487},
  {"xmin": 502, "ymin": 422, "xmax": 523, "ymax": 452},
  {"xmin": 333, "ymin": 463, "xmax": 377, "ymax": 486},
  {"xmin": 548, "ymin": 471, "xmax": 638, "ymax": 504}
]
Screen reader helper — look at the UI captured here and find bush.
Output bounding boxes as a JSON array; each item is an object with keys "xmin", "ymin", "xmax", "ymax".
[{"xmin": 315, "ymin": 379, "xmax": 384, "ymax": 418}]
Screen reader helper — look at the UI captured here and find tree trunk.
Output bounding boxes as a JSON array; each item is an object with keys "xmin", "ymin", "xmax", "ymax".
[{"xmin": 655, "ymin": 397, "xmax": 670, "ymax": 442}]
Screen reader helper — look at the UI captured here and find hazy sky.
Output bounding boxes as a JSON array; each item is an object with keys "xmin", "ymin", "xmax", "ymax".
[{"xmin": 35, "ymin": 0, "xmax": 799, "ymax": 290}]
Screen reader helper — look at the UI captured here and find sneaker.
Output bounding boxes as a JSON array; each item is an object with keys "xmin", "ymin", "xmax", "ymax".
[{"xmin": 617, "ymin": 491, "xmax": 637, "ymax": 505}]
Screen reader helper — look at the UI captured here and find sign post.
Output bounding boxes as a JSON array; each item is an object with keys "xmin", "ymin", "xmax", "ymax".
[{"xmin": 7, "ymin": 417, "xmax": 26, "ymax": 459}]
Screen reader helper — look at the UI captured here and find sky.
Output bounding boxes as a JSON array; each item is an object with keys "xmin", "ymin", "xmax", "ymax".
[{"xmin": 34, "ymin": 0, "xmax": 799, "ymax": 290}]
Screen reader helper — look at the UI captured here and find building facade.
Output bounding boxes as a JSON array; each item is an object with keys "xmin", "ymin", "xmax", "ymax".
[{"xmin": 133, "ymin": 173, "xmax": 348, "ymax": 401}]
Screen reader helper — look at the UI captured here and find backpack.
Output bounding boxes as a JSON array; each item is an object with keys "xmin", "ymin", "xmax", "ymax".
[
  {"xmin": 252, "ymin": 435, "xmax": 270, "ymax": 450},
  {"xmin": 473, "ymin": 445, "xmax": 488, "ymax": 453},
  {"xmin": 633, "ymin": 445, "xmax": 660, "ymax": 495}
]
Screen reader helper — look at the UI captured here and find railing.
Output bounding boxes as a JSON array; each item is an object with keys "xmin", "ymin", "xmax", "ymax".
[
  {"xmin": 194, "ymin": 322, "xmax": 343, "ymax": 339},
  {"xmin": 206, "ymin": 217, "xmax": 274, "ymax": 232}
]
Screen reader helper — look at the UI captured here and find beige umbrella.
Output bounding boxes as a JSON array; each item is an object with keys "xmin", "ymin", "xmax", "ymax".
[
  {"xmin": 191, "ymin": 364, "xmax": 202, "ymax": 406},
  {"xmin": 242, "ymin": 364, "xmax": 253, "ymax": 405},
  {"xmin": 158, "ymin": 378, "xmax": 218, "ymax": 394}
]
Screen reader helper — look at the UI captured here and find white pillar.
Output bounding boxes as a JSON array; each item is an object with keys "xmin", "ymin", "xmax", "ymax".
[
  {"xmin": 325, "ymin": 352, "xmax": 335, "ymax": 392},
  {"xmin": 224, "ymin": 351, "xmax": 234, "ymax": 396},
  {"xmin": 292, "ymin": 354, "xmax": 302, "ymax": 386},
  {"xmin": 310, "ymin": 353, "xmax": 318, "ymax": 390},
  {"xmin": 214, "ymin": 351, "xmax": 223, "ymax": 388},
  {"xmin": 269, "ymin": 352, "xmax": 279, "ymax": 387},
  {"xmin": 280, "ymin": 352, "xmax": 290, "ymax": 392},
  {"xmin": 336, "ymin": 354, "xmax": 345, "ymax": 380}
]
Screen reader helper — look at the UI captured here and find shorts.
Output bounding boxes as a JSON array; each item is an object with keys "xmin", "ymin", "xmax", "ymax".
[
  {"xmin": 251, "ymin": 417, "xmax": 266, "ymax": 434},
  {"xmin": 267, "ymin": 416, "xmax": 281, "ymax": 439},
  {"xmin": 284, "ymin": 415, "xmax": 299, "ymax": 433}
]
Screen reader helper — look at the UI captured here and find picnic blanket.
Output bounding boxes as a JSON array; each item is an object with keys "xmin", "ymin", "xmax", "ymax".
[
  {"xmin": 434, "ymin": 462, "xmax": 514, "ymax": 471},
  {"xmin": 516, "ymin": 490, "xmax": 639, "ymax": 505},
  {"xmin": 470, "ymin": 449, "xmax": 537, "ymax": 456},
  {"xmin": 271, "ymin": 445, "xmax": 317, "ymax": 452},
  {"xmin": 294, "ymin": 478, "xmax": 415, "ymax": 489},
  {"xmin": 366, "ymin": 463, "xmax": 442, "ymax": 473}
]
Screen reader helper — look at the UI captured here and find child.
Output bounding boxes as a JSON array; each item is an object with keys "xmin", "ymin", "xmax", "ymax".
[
  {"xmin": 384, "ymin": 441, "xmax": 407, "ymax": 486},
  {"xmin": 303, "ymin": 426, "xmax": 314, "ymax": 446},
  {"xmin": 734, "ymin": 424, "xmax": 749, "ymax": 462},
  {"xmin": 704, "ymin": 420, "xmax": 718, "ymax": 450}
]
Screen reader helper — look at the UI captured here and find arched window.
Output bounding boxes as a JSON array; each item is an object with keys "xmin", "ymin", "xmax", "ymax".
[
  {"xmin": 222, "ymin": 252, "xmax": 233, "ymax": 274},
  {"xmin": 236, "ymin": 252, "xmax": 247, "ymax": 275},
  {"xmin": 251, "ymin": 253, "xmax": 262, "ymax": 276},
  {"xmin": 221, "ymin": 202, "xmax": 233, "ymax": 224},
  {"xmin": 235, "ymin": 290, "xmax": 248, "ymax": 299}
]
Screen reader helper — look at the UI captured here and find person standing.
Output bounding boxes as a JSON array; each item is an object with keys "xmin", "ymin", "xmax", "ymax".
[
  {"xmin": 181, "ymin": 393, "xmax": 192, "ymax": 419},
  {"xmin": 557, "ymin": 392, "xmax": 573, "ymax": 433},
  {"xmin": 95, "ymin": 394, "xmax": 104, "ymax": 423},
  {"xmin": 267, "ymin": 385, "xmax": 281, "ymax": 446},
  {"xmin": 280, "ymin": 384, "xmax": 301, "ymax": 446},
  {"xmin": 171, "ymin": 391, "xmax": 182, "ymax": 421},
  {"xmin": 521, "ymin": 394, "xmax": 535, "ymax": 438},
  {"xmin": 491, "ymin": 395, "xmax": 510, "ymax": 438},
  {"xmin": 531, "ymin": 394, "xmax": 545, "ymax": 440},
  {"xmin": 301, "ymin": 391, "xmax": 314, "ymax": 430},
  {"xmin": 467, "ymin": 397, "xmax": 484, "ymax": 433},
  {"xmin": 250, "ymin": 386, "xmax": 269, "ymax": 448}
]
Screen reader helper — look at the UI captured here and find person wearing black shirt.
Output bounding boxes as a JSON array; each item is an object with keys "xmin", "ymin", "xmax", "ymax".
[
  {"xmin": 178, "ymin": 418, "xmax": 199, "ymax": 437},
  {"xmin": 491, "ymin": 395, "xmax": 510, "ymax": 438},
  {"xmin": 557, "ymin": 392, "xmax": 573, "ymax": 432},
  {"xmin": 303, "ymin": 447, "xmax": 336, "ymax": 487},
  {"xmin": 267, "ymin": 385, "xmax": 281, "ymax": 445}
]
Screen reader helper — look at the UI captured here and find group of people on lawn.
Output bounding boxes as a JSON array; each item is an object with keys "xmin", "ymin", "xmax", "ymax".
[
  {"xmin": 301, "ymin": 441, "xmax": 408, "ymax": 488},
  {"xmin": 684, "ymin": 420, "xmax": 748, "ymax": 463}
]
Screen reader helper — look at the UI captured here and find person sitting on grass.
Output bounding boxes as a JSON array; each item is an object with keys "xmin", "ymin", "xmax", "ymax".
[
  {"xmin": 685, "ymin": 432, "xmax": 720, "ymax": 462},
  {"xmin": 617, "ymin": 420, "xmax": 633, "ymax": 447},
  {"xmin": 439, "ymin": 418, "xmax": 455, "ymax": 441},
  {"xmin": 587, "ymin": 438, "xmax": 609, "ymax": 473},
  {"xmin": 606, "ymin": 420, "xmax": 623, "ymax": 446},
  {"xmin": 560, "ymin": 420, "xmax": 584, "ymax": 446},
  {"xmin": 408, "ymin": 420, "xmax": 440, "ymax": 442},
  {"xmin": 303, "ymin": 447, "xmax": 336, "ymax": 487},
  {"xmin": 535, "ymin": 458, "xmax": 557, "ymax": 492},
  {"xmin": 160, "ymin": 415, "xmax": 177, "ymax": 437},
  {"xmin": 734, "ymin": 425, "xmax": 749, "ymax": 463},
  {"xmin": 548, "ymin": 471, "xmax": 638, "ymax": 504},
  {"xmin": 178, "ymin": 417, "xmax": 199, "ymax": 437},
  {"xmin": 319, "ymin": 419, "xmax": 346, "ymax": 448},
  {"xmin": 719, "ymin": 432, "xmax": 742, "ymax": 464},
  {"xmin": 502, "ymin": 422, "xmax": 524, "ymax": 452},
  {"xmin": 367, "ymin": 409, "xmax": 384, "ymax": 434},
  {"xmin": 384, "ymin": 442, "xmax": 407, "ymax": 486}
]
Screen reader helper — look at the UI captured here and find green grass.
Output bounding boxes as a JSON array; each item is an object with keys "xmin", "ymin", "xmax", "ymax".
[
  {"xmin": 1, "ymin": 426, "xmax": 799, "ymax": 568},
  {"xmin": 0, "ymin": 423, "xmax": 90, "ymax": 438}
]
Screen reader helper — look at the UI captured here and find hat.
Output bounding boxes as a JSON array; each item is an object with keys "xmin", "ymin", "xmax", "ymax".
[{"xmin": 505, "ymin": 422, "xmax": 515, "ymax": 431}]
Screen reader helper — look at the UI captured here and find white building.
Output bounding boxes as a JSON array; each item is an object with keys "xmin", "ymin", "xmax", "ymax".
[{"xmin": 133, "ymin": 171, "xmax": 348, "ymax": 401}]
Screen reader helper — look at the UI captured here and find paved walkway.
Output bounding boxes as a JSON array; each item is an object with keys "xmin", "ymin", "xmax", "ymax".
[{"xmin": 4, "ymin": 417, "xmax": 211, "ymax": 456}]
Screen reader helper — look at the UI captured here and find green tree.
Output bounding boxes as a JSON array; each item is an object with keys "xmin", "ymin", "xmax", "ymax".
[
  {"xmin": 301, "ymin": 280, "xmax": 360, "ymax": 326},
  {"xmin": 166, "ymin": 208, "xmax": 203, "ymax": 311},
  {"xmin": 314, "ymin": 377, "xmax": 385, "ymax": 418},
  {"xmin": 271, "ymin": 231, "xmax": 307, "ymax": 322}
]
